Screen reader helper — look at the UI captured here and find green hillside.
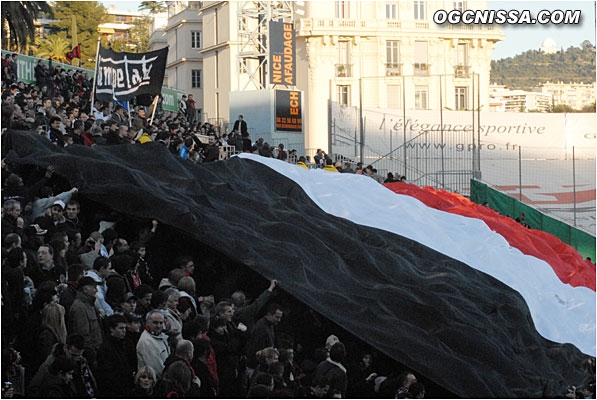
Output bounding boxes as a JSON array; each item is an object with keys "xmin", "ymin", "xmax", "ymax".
[{"xmin": 491, "ymin": 41, "xmax": 596, "ymax": 90}]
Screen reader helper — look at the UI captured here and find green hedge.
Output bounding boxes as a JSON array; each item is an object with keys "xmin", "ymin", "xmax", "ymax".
[{"xmin": 470, "ymin": 179, "xmax": 596, "ymax": 260}]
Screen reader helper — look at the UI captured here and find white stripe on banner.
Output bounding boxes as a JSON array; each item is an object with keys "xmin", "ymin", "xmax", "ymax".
[{"xmin": 237, "ymin": 153, "xmax": 596, "ymax": 356}]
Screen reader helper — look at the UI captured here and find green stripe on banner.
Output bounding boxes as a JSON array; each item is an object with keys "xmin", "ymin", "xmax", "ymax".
[{"xmin": 470, "ymin": 179, "xmax": 596, "ymax": 261}]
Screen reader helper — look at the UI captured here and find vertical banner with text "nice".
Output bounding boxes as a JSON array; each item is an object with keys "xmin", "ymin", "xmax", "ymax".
[{"xmin": 269, "ymin": 21, "xmax": 295, "ymax": 86}]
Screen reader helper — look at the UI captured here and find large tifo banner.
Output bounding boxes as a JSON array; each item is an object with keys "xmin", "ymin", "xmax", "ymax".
[
  {"xmin": 269, "ymin": 21, "xmax": 295, "ymax": 86},
  {"xmin": 95, "ymin": 46, "xmax": 168, "ymax": 102}
]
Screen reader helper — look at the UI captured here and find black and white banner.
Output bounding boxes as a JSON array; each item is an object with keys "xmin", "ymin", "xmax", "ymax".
[{"xmin": 95, "ymin": 46, "xmax": 168, "ymax": 102}]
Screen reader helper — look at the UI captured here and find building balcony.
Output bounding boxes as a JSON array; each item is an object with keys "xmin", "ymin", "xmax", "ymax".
[
  {"xmin": 385, "ymin": 63, "xmax": 401, "ymax": 77},
  {"xmin": 335, "ymin": 64, "xmax": 352, "ymax": 78},
  {"xmin": 414, "ymin": 63, "xmax": 430, "ymax": 76},
  {"xmin": 454, "ymin": 65, "xmax": 471, "ymax": 78},
  {"xmin": 296, "ymin": 18, "xmax": 504, "ymax": 40}
]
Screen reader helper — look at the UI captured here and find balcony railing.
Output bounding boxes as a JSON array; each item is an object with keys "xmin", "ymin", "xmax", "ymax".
[
  {"xmin": 385, "ymin": 63, "xmax": 401, "ymax": 77},
  {"xmin": 414, "ymin": 63, "xmax": 430, "ymax": 76},
  {"xmin": 454, "ymin": 65, "xmax": 471, "ymax": 78},
  {"xmin": 335, "ymin": 64, "xmax": 352, "ymax": 78}
]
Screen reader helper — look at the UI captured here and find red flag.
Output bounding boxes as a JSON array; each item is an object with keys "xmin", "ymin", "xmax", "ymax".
[{"xmin": 64, "ymin": 45, "xmax": 81, "ymax": 62}]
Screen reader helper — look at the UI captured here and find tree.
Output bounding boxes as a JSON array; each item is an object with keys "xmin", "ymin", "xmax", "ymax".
[
  {"xmin": 138, "ymin": 1, "xmax": 167, "ymax": 14},
  {"xmin": 1, "ymin": 1, "xmax": 54, "ymax": 51},
  {"xmin": 130, "ymin": 16, "xmax": 152, "ymax": 53},
  {"xmin": 34, "ymin": 33, "xmax": 70, "ymax": 63},
  {"xmin": 50, "ymin": 1, "xmax": 108, "ymax": 69}
]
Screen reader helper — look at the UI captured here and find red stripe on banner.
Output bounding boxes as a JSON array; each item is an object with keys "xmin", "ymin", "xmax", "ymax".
[{"xmin": 384, "ymin": 182, "xmax": 596, "ymax": 291}]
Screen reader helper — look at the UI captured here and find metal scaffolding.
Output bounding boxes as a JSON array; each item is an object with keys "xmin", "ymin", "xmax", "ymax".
[{"xmin": 237, "ymin": 1, "xmax": 294, "ymax": 91}]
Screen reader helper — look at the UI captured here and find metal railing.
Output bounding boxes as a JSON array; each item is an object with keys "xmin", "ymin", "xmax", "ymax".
[
  {"xmin": 454, "ymin": 65, "xmax": 471, "ymax": 79},
  {"xmin": 414, "ymin": 63, "xmax": 430, "ymax": 76},
  {"xmin": 385, "ymin": 63, "xmax": 401, "ymax": 77},
  {"xmin": 335, "ymin": 64, "xmax": 352, "ymax": 78}
]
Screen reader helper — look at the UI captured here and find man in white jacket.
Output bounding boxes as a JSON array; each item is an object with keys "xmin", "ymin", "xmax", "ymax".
[{"xmin": 137, "ymin": 310, "xmax": 171, "ymax": 378}]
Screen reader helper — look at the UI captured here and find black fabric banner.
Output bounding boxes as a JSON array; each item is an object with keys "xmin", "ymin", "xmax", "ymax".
[
  {"xmin": 95, "ymin": 46, "xmax": 168, "ymax": 102},
  {"xmin": 2, "ymin": 130, "xmax": 593, "ymax": 398}
]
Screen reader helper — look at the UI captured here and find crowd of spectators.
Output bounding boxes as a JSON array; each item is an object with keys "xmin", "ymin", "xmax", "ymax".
[
  {"xmin": 0, "ymin": 55, "xmax": 438, "ymax": 399},
  {"xmin": 2, "ymin": 54, "xmax": 595, "ymax": 400}
]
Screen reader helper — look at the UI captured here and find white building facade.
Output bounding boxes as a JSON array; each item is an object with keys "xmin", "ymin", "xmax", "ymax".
[{"xmin": 150, "ymin": 1, "xmax": 504, "ymax": 152}]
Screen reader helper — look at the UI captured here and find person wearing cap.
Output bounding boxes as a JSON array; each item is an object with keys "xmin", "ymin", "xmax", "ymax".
[
  {"xmin": 68, "ymin": 277, "xmax": 103, "ymax": 369},
  {"xmin": 31, "ymin": 186, "xmax": 78, "ymax": 221}
]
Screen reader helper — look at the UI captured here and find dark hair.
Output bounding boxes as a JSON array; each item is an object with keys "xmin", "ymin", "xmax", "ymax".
[
  {"xmin": 406, "ymin": 382, "xmax": 425, "ymax": 398},
  {"xmin": 110, "ymin": 254, "xmax": 135, "ymax": 275},
  {"xmin": 67, "ymin": 264, "xmax": 85, "ymax": 282},
  {"xmin": 115, "ymin": 105, "xmax": 124, "ymax": 112},
  {"xmin": 192, "ymin": 338, "xmax": 211, "ymax": 359},
  {"xmin": 49, "ymin": 356, "xmax": 75, "ymax": 375},
  {"xmin": 311, "ymin": 375, "xmax": 330, "ymax": 388},
  {"xmin": 49, "ymin": 116, "xmax": 61, "ymax": 125},
  {"xmin": 176, "ymin": 256, "xmax": 193, "ymax": 268},
  {"xmin": 66, "ymin": 333, "xmax": 85, "ymax": 350},
  {"xmin": 131, "ymin": 241, "xmax": 146, "ymax": 252},
  {"xmin": 162, "ymin": 360, "xmax": 192, "ymax": 395},
  {"xmin": 195, "ymin": 314, "xmax": 209, "ymax": 333},
  {"xmin": 266, "ymin": 302, "xmax": 282, "ymax": 315},
  {"xmin": 254, "ymin": 372, "xmax": 274, "ymax": 387},
  {"xmin": 181, "ymin": 319, "xmax": 201, "ymax": 340},
  {"xmin": 93, "ymin": 256, "xmax": 110, "ymax": 272},
  {"xmin": 102, "ymin": 228, "xmax": 118, "ymax": 244},
  {"xmin": 329, "ymin": 342, "xmax": 346, "ymax": 363},
  {"xmin": 134, "ymin": 284, "xmax": 153, "ymax": 299},
  {"xmin": 7, "ymin": 247, "xmax": 25, "ymax": 268},
  {"xmin": 73, "ymin": 120, "xmax": 83, "ymax": 131},
  {"xmin": 106, "ymin": 313, "xmax": 127, "ymax": 330},
  {"xmin": 150, "ymin": 289, "xmax": 168, "ymax": 309},
  {"xmin": 210, "ymin": 316, "xmax": 226, "ymax": 329},
  {"xmin": 39, "ymin": 243, "xmax": 54, "ymax": 256},
  {"xmin": 248, "ymin": 384, "xmax": 270, "ymax": 398}
]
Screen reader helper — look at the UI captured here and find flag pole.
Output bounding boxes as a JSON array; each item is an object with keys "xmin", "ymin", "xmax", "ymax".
[
  {"xmin": 127, "ymin": 101, "xmax": 132, "ymax": 128},
  {"xmin": 148, "ymin": 95, "xmax": 159, "ymax": 127},
  {"xmin": 89, "ymin": 36, "xmax": 102, "ymax": 115}
]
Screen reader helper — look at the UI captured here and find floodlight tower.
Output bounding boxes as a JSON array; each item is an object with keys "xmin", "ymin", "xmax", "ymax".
[{"xmin": 237, "ymin": 1, "xmax": 297, "ymax": 91}]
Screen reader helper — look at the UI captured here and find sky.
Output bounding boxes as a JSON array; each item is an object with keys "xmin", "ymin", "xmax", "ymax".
[{"xmin": 101, "ymin": 0, "xmax": 596, "ymax": 60}]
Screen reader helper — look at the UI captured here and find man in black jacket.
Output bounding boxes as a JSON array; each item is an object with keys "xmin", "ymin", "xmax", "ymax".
[
  {"xmin": 96, "ymin": 314, "xmax": 135, "ymax": 397},
  {"xmin": 245, "ymin": 302, "xmax": 283, "ymax": 367},
  {"xmin": 232, "ymin": 115, "xmax": 248, "ymax": 136}
]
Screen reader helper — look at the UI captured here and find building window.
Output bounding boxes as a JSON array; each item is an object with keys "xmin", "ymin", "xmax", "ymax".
[
  {"xmin": 387, "ymin": 85, "xmax": 400, "ymax": 108},
  {"xmin": 335, "ymin": 1, "xmax": 349, "ymax": 18},
  {"xmin": 192, "ymin": 69, "xmax": 201, "ymax": 88},
  {"xmin": 414, "ymin": 1, "xmax": 425, "ymax": 20},
  {"xmin": 123, "ymin": 32, "xmax": 129, "ymax": 40},
  {"xmin": 454, "ymin": 1, "xmax": 466, "ymax": 12},
  {"xmin": 338, "ymin": 85, "xmax": 350, "ymax": 105},
  {"xmin": 456, "ymin": 43, "xmax": 468, "ymax": 65},
  {"xmin": 385, "ymin": 2, "xmax": 398, "ymax": 19},
  {"xmin": 191, "ymin": 31, "xmax": 202, "ymax": 49},
  {"xmin": 115, "ymin": 15, "xmax": 127, "ymax": 23},
  {"xmin": 414, "ymin": 41, "xmax": 428, "ymax": 76},
  {"xmin": 455, "ymin": 87, "xmax": 467, "ymax": 110},
  {"xmin": 336, "ymin": 41, "xmax": 351, "ymax": 77},
  {"xmin": 188, "ymin": 1, "xmax": 202, "ymax": 9},
  {"xmin": 239, "ymin": 59, "xmax": 248, "ymax": 74},
  {"xmin": 415, "ymin": 86, "xmax": 428, "ymax": 109},
  {"xmin": 386, "ymin": 40, "xmax": 400, "ymax": 76}
]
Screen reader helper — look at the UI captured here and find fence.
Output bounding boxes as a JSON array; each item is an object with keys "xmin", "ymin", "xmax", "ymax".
[
  {"xmin": 470, "ymin": 180, "xmax": 596, "ymax": 260},
  {"xmin": 329, "ymin": 101, "xmax": 596, "ymax": 235}
]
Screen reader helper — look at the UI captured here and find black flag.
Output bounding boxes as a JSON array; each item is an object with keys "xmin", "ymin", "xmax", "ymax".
[{"xmin": 95, "ymin": 46, "xmax": 168, "ymax": 102}]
